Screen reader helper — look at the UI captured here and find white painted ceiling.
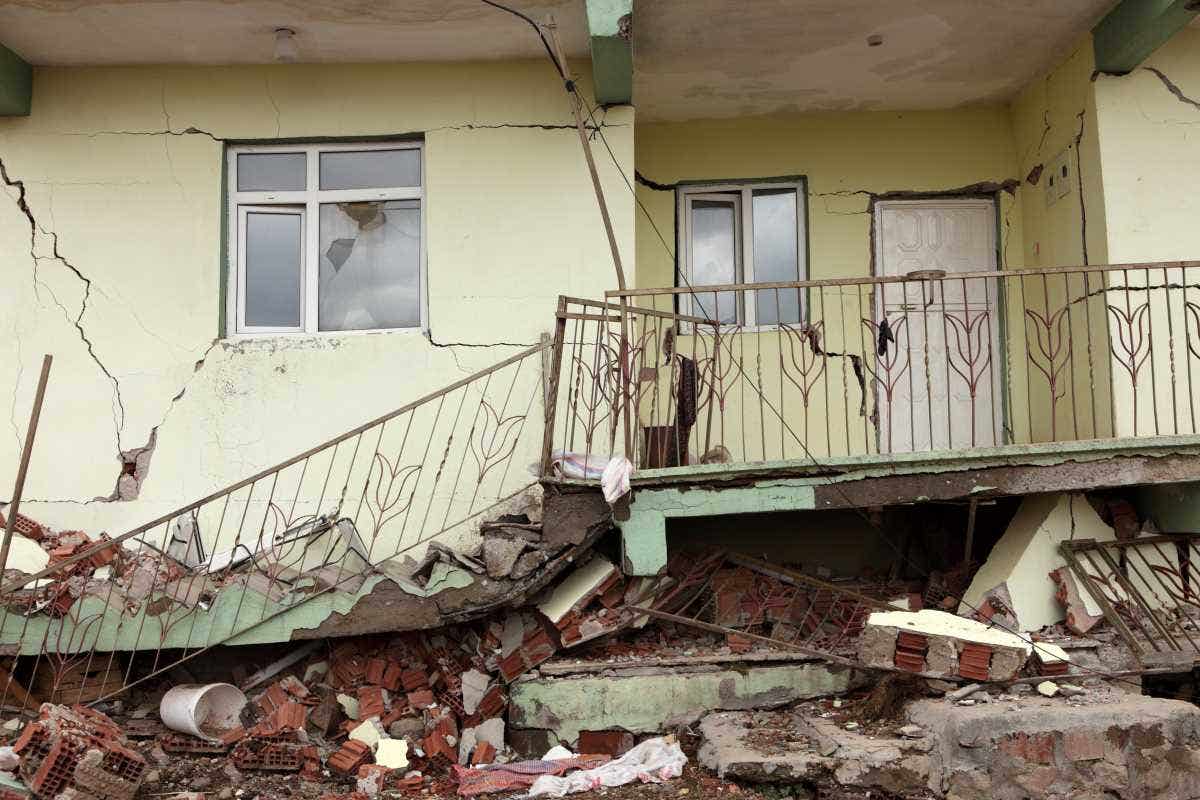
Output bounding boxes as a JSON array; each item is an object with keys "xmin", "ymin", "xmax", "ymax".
[
  {"xmin": 634, "ymin": 0, "xmax": 1120, "ymax": 121},
  {"xmin": 0, "ymin": 0, "xmax": 590, "ymax": 65},
  {"xmin": 1, "ymin": 0, "xmax": 1122, "ymax": 120}
]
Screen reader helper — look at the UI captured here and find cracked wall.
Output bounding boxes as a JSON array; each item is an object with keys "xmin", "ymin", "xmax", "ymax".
[
  {"xmin": 633, "ymin": 105, "xmax": 1026, "ymax": 455},
  {"xmin": 1009, "ymin": 36, "xmax": 1114, "ymax": 444},
  {"xmin": 1091, "ymin": 26, "xmax": 1200, "ymax": 438},
  {"xmin": 0, "ymin": 60, "xmax": 634, "ymax": 546}
]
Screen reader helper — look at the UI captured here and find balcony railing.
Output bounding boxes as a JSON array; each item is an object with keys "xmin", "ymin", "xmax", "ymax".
[{"xmin": 542, "ymin": 261, "xmax": 1200, "ymax": 474}]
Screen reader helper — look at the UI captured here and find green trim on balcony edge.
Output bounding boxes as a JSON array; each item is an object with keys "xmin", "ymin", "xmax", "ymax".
[
  {"xmin": 586, "ymin": 0, "xmax": 632, "ymax": 105},
  {"xmin": 1093, "ymin": 0, "xmax": 1200, "ymax": 75},
  {"xmin": 0, "ymin": 43, "xmax": 31, "ymax": 116}
]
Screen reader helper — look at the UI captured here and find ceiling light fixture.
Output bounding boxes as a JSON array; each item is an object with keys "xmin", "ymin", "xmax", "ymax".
[
  {"xmin": 867, "ymin": 34, "xmax": 884, "ymax": 47},
  {"xmin": 274, "ymin": 28, "xmax": 299, "ymax": 62}
]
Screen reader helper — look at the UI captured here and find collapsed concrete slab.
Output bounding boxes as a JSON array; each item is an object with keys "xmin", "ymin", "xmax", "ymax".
[
  {"xmin": 699, "ymin": 688, "xmax": 1200, "ymax": 800},
  {"xmin": 508, "ymin": 661, "xmax": 859, "ymax": 746},
  {"xmin": 858, "ymin": 609, "xmax": 1032, "ymax": 681},
  {"xmin": 698, "ymin": 710, "xmax": 932, "ymax": 795},
  {"xmin": 960, "ymin": 494, "xmax": 1116, "ymax": 632},
  {"xmin": 909, "ymin": 690, "xmax": 1200, "ymax": 800}
]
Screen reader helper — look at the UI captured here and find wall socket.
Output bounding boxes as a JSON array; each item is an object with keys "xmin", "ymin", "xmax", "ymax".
[{"xmin": 1045, "ymin": 147, "xmax": 1073, "ymax": 207}]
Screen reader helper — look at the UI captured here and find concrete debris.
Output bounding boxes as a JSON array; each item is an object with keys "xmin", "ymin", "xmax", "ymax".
[
  {"xmin": 960, "ymin": 494, "xmax": 1115, "ymax": 632},
  {"xmin": 1048, "ymin": 566, "xmax": 1106, "ymax": 635},
  {"xmin": 858, "ymin": 609, "xmax": 1032, "ymax": 681},
  {"xmin": 1036, "ymin": 680, "xmax": 1059, "ymax": 697}
]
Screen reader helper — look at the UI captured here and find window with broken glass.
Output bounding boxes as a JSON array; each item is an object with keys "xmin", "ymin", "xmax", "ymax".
[
  {"xmin": 227, "ymin": 142, "xmax": 424, "ymax": 335},
  {"xmin": 677, "ymin": 180, "xmax": 807, "ymax": 326}
]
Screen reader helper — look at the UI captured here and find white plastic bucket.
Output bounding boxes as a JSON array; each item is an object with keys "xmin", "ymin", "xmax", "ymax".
[{"xmin": 160, "ymin": 683, "xmax": 246, "ymax": 741}]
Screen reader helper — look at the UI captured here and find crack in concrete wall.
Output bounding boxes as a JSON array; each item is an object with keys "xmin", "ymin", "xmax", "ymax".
[
  {"xmin": 1144, "ymin": 67, "xmax": 1200, "ymax": 113},
  {"xmin": 0, "ymin": 156, "xmax": 127, "ymax": 448},
  {"xmin": 4, "ymin": 111, "xmax": 618, "ymax": 504}
]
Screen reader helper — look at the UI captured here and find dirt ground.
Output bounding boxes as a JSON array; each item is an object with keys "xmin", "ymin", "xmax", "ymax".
[{"xmin": 133, "ymin": 756, "xmax": 905, "ymax": 800}]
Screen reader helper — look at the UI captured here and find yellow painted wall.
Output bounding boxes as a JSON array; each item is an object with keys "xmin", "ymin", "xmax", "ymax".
[
  {"xmin": 1092, "ymin": 28, "xmax": 1200, "ymax": 438},
  {"xmin": 0, "ymin": 60, "xmax": 634, "ymax": 557},
  {"xmin": 1008, "ymin": 37, "xmax": 1114, "ymax": 443},
  {"xmin": 629, "ymin": 108, "xmax": 1025, "ymax": 460}
]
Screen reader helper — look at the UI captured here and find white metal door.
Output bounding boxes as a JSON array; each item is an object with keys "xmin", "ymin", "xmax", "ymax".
[{"xmin": 874, "ymin": 200, "xmax": 1001, "ymax": 453}]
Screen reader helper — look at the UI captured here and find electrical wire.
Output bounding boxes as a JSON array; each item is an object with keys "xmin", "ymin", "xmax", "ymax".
[
  {"xmin": 476, "ymin": 0, "xmax": 1158, "ymax": 693},
  {"xmin": 478, "ymin": 0, "xmax": 565, "ymax": 79}
]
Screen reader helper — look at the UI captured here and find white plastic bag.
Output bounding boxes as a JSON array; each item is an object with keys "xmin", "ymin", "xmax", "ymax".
[
  {"xmin": 525, "ymin": 737, "xmax": 687, "ymax": 797},
  {"xmin": 600, "ymin": 456, "xmax": 633, "ymax": 505}
]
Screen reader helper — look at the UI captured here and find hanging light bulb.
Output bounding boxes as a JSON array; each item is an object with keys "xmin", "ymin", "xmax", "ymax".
[{"xmin": 274, "ymin": 28, "xmax": 299, "ymax": 62}]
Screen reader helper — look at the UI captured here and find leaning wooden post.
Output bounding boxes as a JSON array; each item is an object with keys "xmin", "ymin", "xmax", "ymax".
[
  {"xmin": 0, "ymin": 354, "xmax": 52, "ymax": 575},
  {"xmin": 543, "ymin": 17, "xmax": 634, "ymax": 461}
]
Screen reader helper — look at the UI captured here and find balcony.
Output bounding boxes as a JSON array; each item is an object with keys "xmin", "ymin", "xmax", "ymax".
[{"xmin": 542, "ymin": 262, "xmax": 1200, "ymax": 570}]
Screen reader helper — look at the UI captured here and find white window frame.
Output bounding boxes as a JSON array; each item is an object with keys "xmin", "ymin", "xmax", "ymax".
[
  {"xmin": 226, "ymin": 140, "xmax": 426, "ymax": 337},
  {"xmin": 677, "ymin": 179, "xmax": 807, "ymax": 327}
]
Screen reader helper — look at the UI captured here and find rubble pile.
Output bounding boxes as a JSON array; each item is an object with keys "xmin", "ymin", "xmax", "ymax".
[
  {"xmin": 2, "ymin": 489, "xmax": 1196, "ymax": 799},
  {"xmin": 10, "ymin": 704, "xmax": 146, "ymax": 800}
]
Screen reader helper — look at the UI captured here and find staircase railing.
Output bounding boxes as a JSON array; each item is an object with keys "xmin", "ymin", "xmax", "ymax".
[{"xmin": 0, "ymin": 341, "xmax": 549, "ymax": 709}]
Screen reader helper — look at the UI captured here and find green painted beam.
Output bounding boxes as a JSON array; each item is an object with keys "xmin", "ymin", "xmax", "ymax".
[
  {"xmin": 1093, "ymin": 0, "xmax": 1200, "ymax": 75},
  {"xmin": 585, "ymin": 0, "xmax": 632, "ymax": 105},
  {"xmin": 0, "ymin": 42, "xmax": 31, "ymax": 116}
]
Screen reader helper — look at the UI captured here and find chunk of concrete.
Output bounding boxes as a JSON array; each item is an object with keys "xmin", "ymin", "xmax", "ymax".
[
  {"xmin": 460, "ymin": 669, "xmax": 490, "ymax": 715},
  {"xmin": 698, "ymin": 711, "xmax": 931, "ymax": 793},
  {"xmin": 349, "ymin": 718, "xmax": 386, "ymax": 751},
  {"xmin": 4, "ymin": 534, "xmax": 49, "ymax": 574},
  {"xmin": 510, "ymin": 662, "xmax": 858, "ymax": 744},
  {"xmin": 482, "ymin": 537, "xmax": 526, "ymax": 579},
  {"xmin": 960, "ymin": 494, "xmax": 1116, "ymax": 632},
  {"xmin": 859, "ymin": 609, "xmax": 1033, "ymax": 681},
  {"xmin": 537, "ymin": 556, "xmax": 617, "ymax": 625},
  {"xmin": 1049, "ymin": 567, "xmax": 1105, "ymax": 635},
  {"xmin": 375, "ymin": 737, "xmax": 409, "ymax": 769}
]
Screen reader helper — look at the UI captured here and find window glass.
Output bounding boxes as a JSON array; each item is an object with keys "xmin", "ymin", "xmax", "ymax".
[
  {"xmin": 320, "ymin": 149, "xmax": 421, "ymax": 191},
  {"xmin": 244, "ymin": 211, "xmax": 303, "ymax": 327},
  {"xmin": 752, "ymin": 188, "xmax": 800, "ymax": 325},
  {"xmin": 237, "ymin": 153, "xmax": 306, "ymax": 192},
  {"xmin": 690, "ymin": 197, "xmax": 739, "ymax": 324},
  {"xmin": 318, "ymin": 200, "xmax": 421, "ymax": 331}
]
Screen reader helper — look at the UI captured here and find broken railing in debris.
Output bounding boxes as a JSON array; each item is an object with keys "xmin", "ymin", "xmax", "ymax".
[
  {"xmin": 632, "ymin": 550, "xmax": 896, "ymax": 668},
  {"xmin": 1060, "ymin": 534, "xmax": 1200, "ymax": 664},
  {"xmin": 0, "ymin": 342, "xmax": 550, "ymax": 710},
  {"xmin": 545, "ymin": 261, "xmax": 1200, "ymax": 472}
]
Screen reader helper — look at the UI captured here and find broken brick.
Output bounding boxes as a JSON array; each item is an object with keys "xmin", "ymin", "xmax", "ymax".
[
  {"xmin": 470, "ymin": 741, "xmax": 496, "ymax": 765},
  {"xmin": 577, "ymin": 730, "xmax": 635, "ymax": 757},
  {"xmin": 358, "ymin": 686, "xmax": 388, "ymax": 721},
  {"xmin": 0, "ymin": 509, "xmax": 45, "ymax": 541},
  {"xmin": 407, "ymin": 689, "xmax": 434, "ymax": 710},
  {"xmin": 328, "ymin": 740, "xmax": 372, "ymax": 775},
  {"xmin": 998, "ymin": 732, "xmax": 1055, "ymax": 765}
]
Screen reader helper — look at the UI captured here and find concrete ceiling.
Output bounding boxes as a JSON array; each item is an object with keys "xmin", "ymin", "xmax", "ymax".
[
  {"xmin": 0, "ymin": 0, "xmax": 590, "ymax": 66},
  {"xmin": 634, "ymin": 0, "xmax": 1119, "ymax": 121}
]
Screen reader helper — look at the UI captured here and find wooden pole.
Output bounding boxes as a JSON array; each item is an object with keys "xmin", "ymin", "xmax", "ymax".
[
  {"xmin": 0, "ymin": 354, "xmax": 52, "ymax": 574},
  {"xmin": 544, "ymin": 17, "xmax": 634, "ymax": 458}
]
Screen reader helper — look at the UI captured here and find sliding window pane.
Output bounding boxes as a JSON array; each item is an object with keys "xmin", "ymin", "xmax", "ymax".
[
  {"xmin": 752, "ymin": 188, "xmax": 800, "ymax": 325},
  {"xmin": 318, "ymin": 200, "xmax": 421, "ymax": 331},
  {"xmin": 244, "ymin": 210, "xmax": 303, "ymax": 327}
]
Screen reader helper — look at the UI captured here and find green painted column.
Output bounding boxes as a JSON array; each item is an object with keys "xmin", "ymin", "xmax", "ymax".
[
  {"xmin": 586, "ymin": 0, "xmax": 632, "ymax": 105},
  {"xmin": 0, "ymin": 43, "xmax": 31, "ymax": 116},
  {"xmin": 1093, "ymin": 0, "xmax": 1200, "ymax": 75}
]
